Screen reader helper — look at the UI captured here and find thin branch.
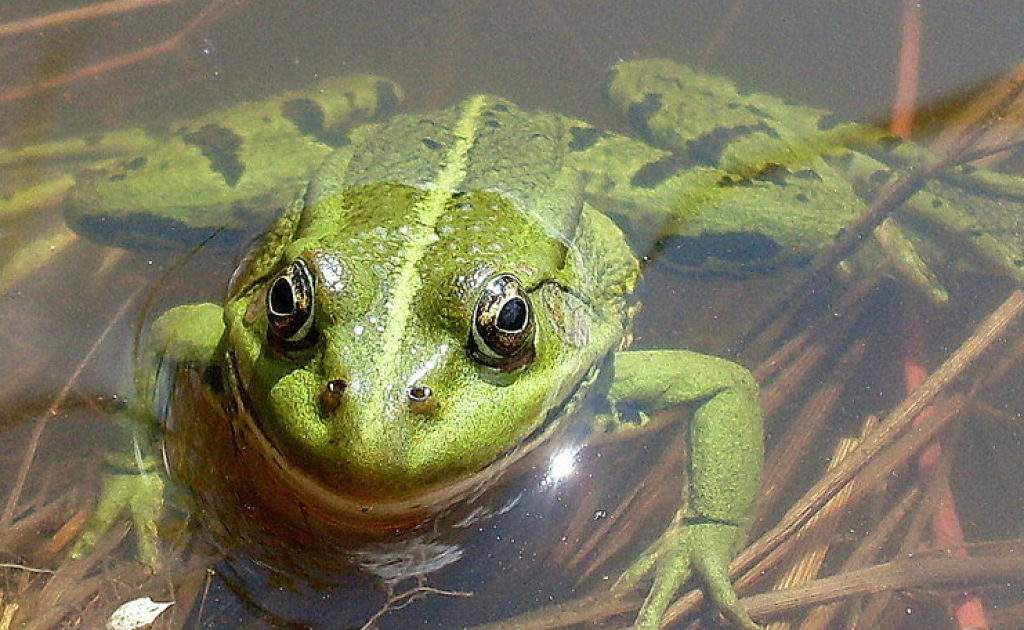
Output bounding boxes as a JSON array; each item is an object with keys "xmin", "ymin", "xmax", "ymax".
[
  {"xmin": 0, "ymin": 0, "xmax": 177, "ymax": 38},
  {"xmin": 743, "ymin": 554, "xmax": 1024, "ymax": 621}
]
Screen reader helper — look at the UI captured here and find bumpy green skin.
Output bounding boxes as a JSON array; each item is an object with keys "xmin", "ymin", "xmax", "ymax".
[
  {"xmin": 600, "ymin": 60, "xmax": 1024, "ymax": 297},
  {"xmin": 72, "ymin": 58, "xmax": 1024, "ymax": 629},
  {"xmin": 211, "ymin": 91, "xmax": 761, "ymax": 627},
  {"xmin": 63, "ymin": 74, "xmax": 404, "ymax": 250}
]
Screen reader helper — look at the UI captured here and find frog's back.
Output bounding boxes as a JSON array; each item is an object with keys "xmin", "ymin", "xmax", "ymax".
[
  {"xmin": 313, "ymin": 98, "xmax": 581, "ymax": 240},
  {"xmin": 303, "ymin": 94, "xmax": 639, "ymax": 310}
]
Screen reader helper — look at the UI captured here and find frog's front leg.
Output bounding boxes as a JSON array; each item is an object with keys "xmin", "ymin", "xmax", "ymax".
[
  {"xmin": 605, "ymin": 350, "xmax": 763, "ymax": 629},
  {"xmin": 72, "ymin": 303, "xmax": 225, "ymax": 568}
]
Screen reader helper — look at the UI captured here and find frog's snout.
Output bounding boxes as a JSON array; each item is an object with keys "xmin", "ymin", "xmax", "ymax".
[{"xmin": 317, "ymin": 378, "xmax": 437, "ymax": 418}]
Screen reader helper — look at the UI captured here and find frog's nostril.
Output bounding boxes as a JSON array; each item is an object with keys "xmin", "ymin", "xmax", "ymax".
[
  {"xmin": 408, "ymin": 385, "xmax": 436, "ymax": 415},
  {"xmin": 319, "ymin": 379, "xmax": 347, "ymax": 416}
]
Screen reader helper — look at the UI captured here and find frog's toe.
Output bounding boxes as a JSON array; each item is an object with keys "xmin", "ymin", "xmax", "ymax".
[
  {"xmin": 692, "ymin": 545, "xmax": 760, "ymax": 630},
  {"xmin": 631, "ymin": 548, "xmax": 692, "ymax": 629},
  {"xmin": 71, "ymin": 468, "xmax": 165, "ymax": 569},
  {"xmin": 615, "ymin": 519, "xmax": 758, "ymax": 629},
  {"xmin": 872, "ymin": 218, "xmax": 950, "ymax": 304},
  {"xmin": 682, "ymin": 522, "xmax": 759, "ymax": 629},
  {"xmin": 835, "ymin": 216, "xmax": 958, "ymax": 305}
]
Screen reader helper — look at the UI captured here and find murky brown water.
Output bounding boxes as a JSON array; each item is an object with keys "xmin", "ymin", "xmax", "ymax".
[{"xmin": 2, "ymin": 1, "xmax": 1024, "ymax": 628}]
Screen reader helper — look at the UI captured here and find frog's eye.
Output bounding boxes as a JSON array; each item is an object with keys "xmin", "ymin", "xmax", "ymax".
[
  {"xmin": 470, "ymin": 273, "xmax": 535, "ymax": 371},
  {"xmin": 266, "ymin": 258, "xmax": 317, "ymax": 346}
]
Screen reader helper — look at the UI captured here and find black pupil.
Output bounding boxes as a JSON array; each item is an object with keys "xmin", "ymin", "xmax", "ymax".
[
  {"xmin": 270, "ymin": 277, "xmax": 296, "ymax": 315},
  {"xmin": 497, "ymin": 297, "xmax": 526, "ymax": 332}
]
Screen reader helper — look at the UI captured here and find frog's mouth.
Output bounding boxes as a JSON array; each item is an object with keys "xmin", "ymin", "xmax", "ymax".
[
  {"xmin": 223, "ymin": 340, "xmax": 607, "ymax": 534},
  {"xmin": 223, "ymin": 364, "xmax": 549, "ymax": 534}
]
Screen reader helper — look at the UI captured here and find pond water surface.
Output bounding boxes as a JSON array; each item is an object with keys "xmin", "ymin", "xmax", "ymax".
[{"xmin": 2, "ymin": 2, "xmax": 1024, "ymax": 629}]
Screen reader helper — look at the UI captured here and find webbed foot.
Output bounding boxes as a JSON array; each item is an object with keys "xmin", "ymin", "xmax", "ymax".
[
  {"xmin": 71, "ymin": 453, "xmax": 165, "ymax": 569},
  {"xmin": 615, "ymin": 513, "xmax": 759, "ymax": 629}
]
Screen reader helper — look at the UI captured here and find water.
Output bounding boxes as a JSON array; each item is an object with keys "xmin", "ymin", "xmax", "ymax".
[{"xmin": 2, "ymin": 1, "xmax": 1024, "ymax": 628}]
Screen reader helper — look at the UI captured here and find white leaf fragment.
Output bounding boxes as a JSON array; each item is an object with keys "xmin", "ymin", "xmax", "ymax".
[{"xmin": 106, "ymin": 597, "xmax": 173, "ymax": 630}]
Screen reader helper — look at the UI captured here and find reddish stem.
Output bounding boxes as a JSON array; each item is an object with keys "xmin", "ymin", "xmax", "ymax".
[
  {"xmin": 902, "ymin": 307, "xmax": 989, "ymax": 629},
  {"xmin": 893, "ymin": 2, "xmax": 988, "ymax": 627},
  {"xmin": 0, "ymin": 0, "xmax": 235, "ymax": 105},
  {"xmin": 891, "ymin": 0, "xmax": 922, "ymax": 138}
]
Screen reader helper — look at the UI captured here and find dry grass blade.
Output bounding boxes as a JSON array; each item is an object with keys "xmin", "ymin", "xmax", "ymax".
[
  {"xmin": 797, "ymin": 486, "xmax": 922, "ymax": 630},
  {"xmin": 0, "ymin": 282, "xmax": 146, "ymax": 529},
  {"xmin": 931, "ymin": 61, "xmax": 1024, "ymax": 168},
  {"xmin": 0, "ymin": 0, "xmax": 177, "ymax": 38},
  {"xmin": 757, "ymin": 342, "xmax": 865, "ymax": 512},
  {"xmin": 742, "ymin": 553, "xmax": 1024, "ymax": 620},
  {"xmin": 763, "ymin": 419, "xmax": 874, "ymax": 630},
  {"xmin": 738, "ymin": 289, "xmax": 1024, "ymax": 579},
  {"xmin": 0, "ymin": 0, "xmax": 240, "ymax": 105}
]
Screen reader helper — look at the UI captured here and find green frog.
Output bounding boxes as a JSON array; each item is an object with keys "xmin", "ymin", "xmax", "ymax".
[{"xmin": 63, "ymin": 58, "xmax": 1024, "ymax": 629}]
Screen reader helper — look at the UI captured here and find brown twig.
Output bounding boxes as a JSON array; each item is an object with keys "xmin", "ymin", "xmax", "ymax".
[
  {"xmin": 0, "ymin": 282, "xmax": 146, "ymax": 529},
  {"xmin": 0, "ymin": 0, "xmax": 177, "ymax": 38},
  {"xmin": 659, "ymin": 289, "xmax": 1024, "ymax": 627},
  {"xmin": 763, "ymin": 420, "xmax": 872, "ymax": 630},
  {"xmin": 743, "ymin": 290, "xmax": 1024, "ymax": 571},
  {"xmin": 0, "ymin": 0, "xmax": 237, "ymax": 105},
  {"xmin": 742, "ymin": 554, "xmax": 1024, "ymax": 622}
]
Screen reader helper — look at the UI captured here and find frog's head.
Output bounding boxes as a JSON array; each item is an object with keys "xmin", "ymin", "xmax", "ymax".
[{"xmin": 222, "ymin": 183, "xmax": 635, "ymax": 524}]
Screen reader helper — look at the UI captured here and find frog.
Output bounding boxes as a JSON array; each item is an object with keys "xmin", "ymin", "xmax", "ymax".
[{"xmin": 62, "ymin": 58, "xmax": 1024, "ymax": 630}]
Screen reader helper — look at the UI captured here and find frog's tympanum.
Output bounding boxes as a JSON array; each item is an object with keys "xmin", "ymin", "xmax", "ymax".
[{"xmin": 63, "ymin": 59, "xmax": 1024, "ymax": 629}]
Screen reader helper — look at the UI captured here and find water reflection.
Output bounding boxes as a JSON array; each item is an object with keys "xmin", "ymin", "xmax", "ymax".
[{"xmin": 542, "ymin": 447, "xmax": 580, "ymax": 488}]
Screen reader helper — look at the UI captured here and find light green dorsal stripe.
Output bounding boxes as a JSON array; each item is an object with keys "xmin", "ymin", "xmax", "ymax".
[{"xmin": 371, "ymin": 94, "xmax": 487, "ymax": 412}]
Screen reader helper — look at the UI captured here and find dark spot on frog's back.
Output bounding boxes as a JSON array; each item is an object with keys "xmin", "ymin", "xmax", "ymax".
[
  {"xmin": 282, "ymin": 97, "xmax": 326, "ymax": 137},
  {"xmin": 743, "ymin": 104, "xmax": 771, "ymax": 119},
  {"xmin": 373, "ymin": 80, "xmax": 401, "ymax": 118},
  {"xmin": 718, "ymin": 164, "xmax": 821, "ymax": 189},
  {"xmin": 792, "ymin": 168, "xmax": 822, "ymax": 182},
  {"xmin": 869, "ymin": 169, "xmax": 893, "ymax": 186},
  {"xmin": 568, "ymin": 126, "xmax": 604, "ymax": 152},
  {"xmin": 817, "ymin": 112, "xmax": 846, "ymax": 130},
  {"xmin": 716, "ymin": 174, "xmax": 752, "ymax": 188},
  {"xmin": 182, "ymin": 123, "xmax": 245, "ymax": 187},
  {"xmin": 876, "ymin": 134, "xmax": 903, "ymax": 153},
  {"xmin": 124, "ymin": 156, "xmax": 147, "ymax": 170},
  {"xmin": 631, "ymin": 154, "xmax": 690, "ymax": 188},
  {"xmin": 831, "ymin": 152, "xmax": 855, "ymax": 170},
  {"xmin": 105, "ymin": 156, "xmax": 148, "ymax": 182},
  {"xmin": 481, "ymin": 106, "xmax": 504, "ymax": 129},
  {"xmin": 661, "ymin": 231, "xmax": 782, "ymax": 267},
  {"xmin": 626, "ymin": 93, "xmax": 663, "ymax": 142},
  {"xmin": 685, "ymin": 123, "xmax": 778, "ymax": 166},
  {"xmin": 65, "ymin": 207, "xmax": 247, "ymax": 252},
  {"xmin": 753, "ymin": 162, "xmax": 790, "ymax": 185}
]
